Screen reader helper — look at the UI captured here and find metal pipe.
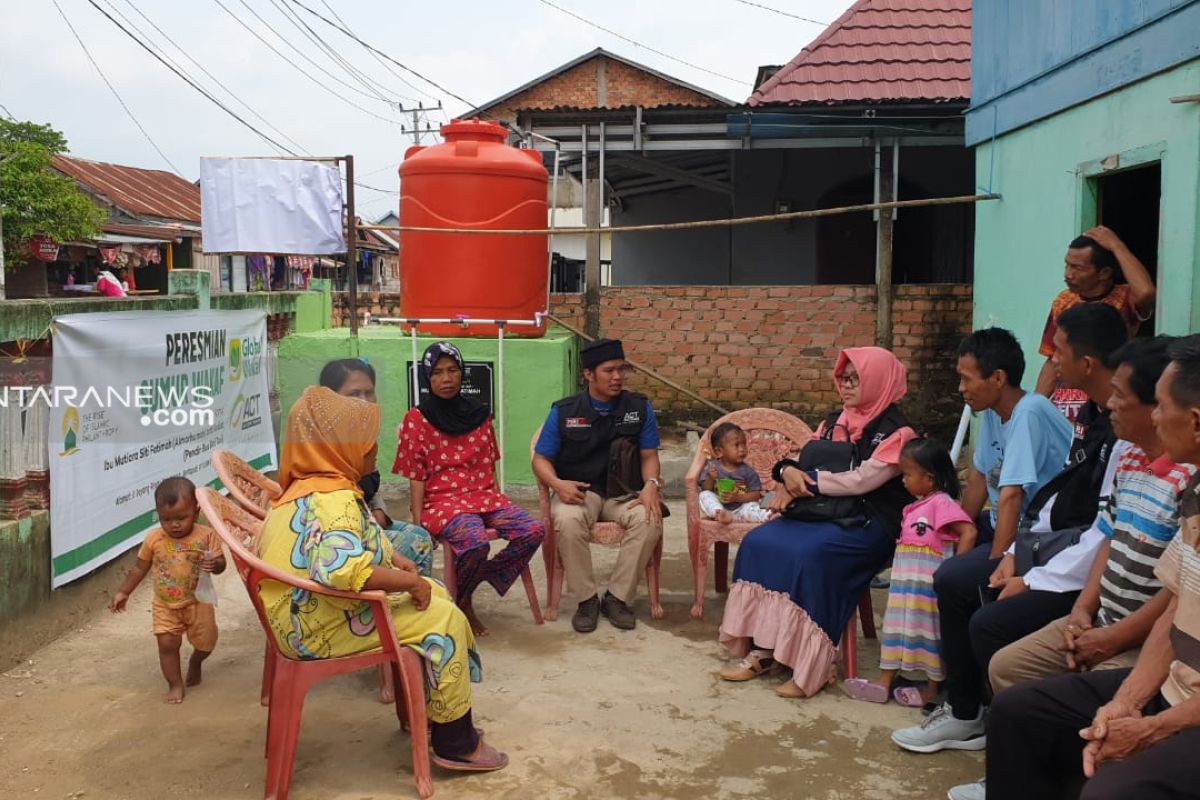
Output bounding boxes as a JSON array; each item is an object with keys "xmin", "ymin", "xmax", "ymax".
[
  {"xmin": 548, "ymin": 146, "xmax": 560, "ymax": 309},
  {"xmin": 497, "ymin": 322, "xmax": 506, "ymax": 492},
  {"xmin": 892, "ymin": 139, "xmax": 900, "ymax": 221},
  {"xmin": 598, "ymin": 121, "xmax": 606, "ymax": 286},
  {"xmin": 410, "ymin": 323, "xmax": 420, "ymax": 410},
  {"xmin": 371, "ymin": 316, "xmax": 545, "ymax": 327},
  {"xmin": 950, "ymin": 404, "xmax": 972, "ymax": 464}
]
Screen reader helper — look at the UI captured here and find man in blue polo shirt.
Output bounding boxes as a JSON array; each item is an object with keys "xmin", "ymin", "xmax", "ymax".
[{"xmin": 532, "ymin": 338, "xmax": 664, "ymax": 633}]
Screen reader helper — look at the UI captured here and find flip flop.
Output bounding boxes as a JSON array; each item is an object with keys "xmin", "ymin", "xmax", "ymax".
[
  {"xmin": 431, "ymin": 742, "xmax": 509, "ymax": 773},
  {"xmin": 893, "ymin": 686, "xmax": 925, "ymax": 708},
  {"xmin": 842, "ymin": 678, "xmax": 889, "ymax": 704}
]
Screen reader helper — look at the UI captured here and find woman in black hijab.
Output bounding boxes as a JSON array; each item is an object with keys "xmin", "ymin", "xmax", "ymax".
[{"xmin": 392, "ymin": 342, "xmax": 545, "ymax": 636}]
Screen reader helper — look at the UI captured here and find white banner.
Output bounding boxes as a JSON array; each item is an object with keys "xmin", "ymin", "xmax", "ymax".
[
  {"xmin": 47, "ymin": 310, "xmax": 277, "ymax": 588},
  {"xmin": 200, "ymin": 157, "xmax": 345, "ymax": 255}
]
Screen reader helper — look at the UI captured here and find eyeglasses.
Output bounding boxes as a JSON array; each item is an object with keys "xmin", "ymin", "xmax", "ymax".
[{"xmin": 838, "ymin": 372, "xmax": 860, "ymax": 388}]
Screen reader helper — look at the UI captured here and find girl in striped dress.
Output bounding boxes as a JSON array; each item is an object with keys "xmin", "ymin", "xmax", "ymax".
[{"xmin": 845, "ymin": 438, "xmax": 976, "ymax": 706}]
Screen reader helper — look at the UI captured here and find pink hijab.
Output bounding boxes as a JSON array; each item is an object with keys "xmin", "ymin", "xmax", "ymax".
[{"xmin": 830, "ymin": 347, "xmax": 912, "ymax": 462}]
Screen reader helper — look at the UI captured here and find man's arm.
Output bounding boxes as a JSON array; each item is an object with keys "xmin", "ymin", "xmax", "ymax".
[
  {"xmin": 532, "ymin": 453, "xmax": 589, "ymax": 504},
  {"xmin": 1101, "ymin": 587, "xmax": 1174, "ymax": 655},
  {"xmin": 991, "ymin": 484, "xmax": 1025, "ymax": 558},
  {"xmin": 960, "ymin": 468, "xmax": 987, "ymax": 521},
  {"xmin": 1035, "ymin": 358, "xmax": 1058, "ymax": 397},
  {"xmin": 1085, "ymin": 225, "xmax": 1156, "ymax": 317},
  {"xmin": 631, "ymin": 448, "xmax": 663, "ymax": 525}
]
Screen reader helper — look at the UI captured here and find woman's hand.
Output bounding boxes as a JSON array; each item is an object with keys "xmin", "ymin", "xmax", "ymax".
[
  {"xmin": 781, "ymin": 466, "xmax": 817, "ymax": 498},
  {"xmin": 408, "ymin": 578, "xmax": 432, "ymax": 611},
  {"xmin": 392, "ymin": 553, "xmax": 419, "ymax": 574}
]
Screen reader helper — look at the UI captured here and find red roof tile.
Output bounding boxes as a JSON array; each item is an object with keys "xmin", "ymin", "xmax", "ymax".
[
  {"xmin": 750, "ymin": 0, "xmax": 971, "ymax": 106},
  {"xmin": 52, "ymin": 155, "xmax": 201, "ymax": 223}
]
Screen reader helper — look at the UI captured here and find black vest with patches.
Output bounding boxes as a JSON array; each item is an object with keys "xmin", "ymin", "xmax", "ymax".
[
  {"xmin": 821, "ymin": 403, "xmax": 914, "ymax": 531},
  {"xmin": 553, "ymin": 390, "xmax": 650, "ymax": 497}
]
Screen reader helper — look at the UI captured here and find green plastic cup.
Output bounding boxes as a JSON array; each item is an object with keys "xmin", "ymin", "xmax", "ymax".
[{"xmin": 716, "ymin": 478, "xmax": 736, "ymax": 495}]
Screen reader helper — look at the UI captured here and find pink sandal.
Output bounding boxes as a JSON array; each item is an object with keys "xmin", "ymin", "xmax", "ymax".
[
  {"xmin": 892, "ymin": 686, "xmax": 925, "ymax": 708},
  {"xmin": 842, "ymin": 678, "xmax": 889, "ymax": 704},
  {"xmin": 432, "ymin": 742, "xmax": 509, "ymax": 773}
]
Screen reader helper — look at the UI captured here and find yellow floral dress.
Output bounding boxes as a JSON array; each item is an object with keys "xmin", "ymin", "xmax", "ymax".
[{"xmin": 258, "ymin": 489, "xmax": 480, "ymax": 723}]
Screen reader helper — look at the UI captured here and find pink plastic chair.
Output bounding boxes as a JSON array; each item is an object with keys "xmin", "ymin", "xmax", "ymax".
[
  {"xmin": 208, "ymin": 451, "xmax": 395, "ymax": 704},
  {"xmin": 210, "ymin": 449, "xmax": 281, "ymax": 519},
  {"xmin": 441, "ymin": 534, "xmax": 544, "ymax": 625},
  {"xmin": 530, "ymin": 427, "xmax": 663, "ymax": 621},
  {"xmin": 841, "ymin": 591, "xmax": 878, "ymax": 680},
  {"xmin": 683, "ymin": 408, "xmax": 813, "ymax": 619},
  {"xmin": 195, "ymin": 487, "xmax": 435, "ymax": 800}
]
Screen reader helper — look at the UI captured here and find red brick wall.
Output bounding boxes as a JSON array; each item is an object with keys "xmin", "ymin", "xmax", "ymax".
[
  {"xmin": 333, "ymin": 285, "xmax": 973, "ymax": 440},
  {"xmin": 485, "ymin": 55, "xmax": 721, "ymax": 123}
]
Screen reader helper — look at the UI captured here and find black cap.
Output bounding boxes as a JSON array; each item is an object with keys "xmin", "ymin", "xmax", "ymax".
[{"xmin": 580, "ymin": 338, "xmax": 625, "ymax": 370}]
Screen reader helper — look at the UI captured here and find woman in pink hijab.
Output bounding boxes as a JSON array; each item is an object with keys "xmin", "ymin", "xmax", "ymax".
[{"xmin": 718, "ymin": 347, "xmax": 917, "ymax": 698}]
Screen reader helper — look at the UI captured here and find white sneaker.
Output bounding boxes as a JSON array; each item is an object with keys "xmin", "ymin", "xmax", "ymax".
[
  {"xmin": 947, "ymin": 779, "xmax": 985, "ymax": 800},
  {"xmin": 891, "ymin": 703, "xmax": 986, "ymax": 753}
]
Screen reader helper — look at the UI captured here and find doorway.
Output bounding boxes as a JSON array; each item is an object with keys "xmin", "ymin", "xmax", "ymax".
[{"xmin": 1091, "ymin": 162, "xmax": 1161, "ymax": 334}]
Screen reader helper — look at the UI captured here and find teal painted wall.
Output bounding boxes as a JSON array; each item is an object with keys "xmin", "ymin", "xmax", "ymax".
[
  {"xmin": 973, "ymin": 60, "xmax": 1200, "ymax": 380},
  {"xmin": 277, "ymin": 326, "xmax": 578, "ymax": 486}
]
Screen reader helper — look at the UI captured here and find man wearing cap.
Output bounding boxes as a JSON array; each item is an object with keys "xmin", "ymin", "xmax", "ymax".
[{"xmin": 532, "ymin": 338, "xmax": 665, "ymax": 633}]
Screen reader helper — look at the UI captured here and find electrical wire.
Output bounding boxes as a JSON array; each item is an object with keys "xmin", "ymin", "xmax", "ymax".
[
  {"xmin": 319, "ymin": 0, "xmax": 439, "ymax": 103},
  {"xmin": 109, "ymin": 0, "xmax": 308, "ymax": 153},
  {"xmin": 85, "ymin": 0, "xmax": 297, "ymax": 154},
  {"xmin": 0, "ymin": 102, "xmax": 16, "ymax": 120},
  {"xmin": 211, "ymin": 0, "xmax": 401, "ymax": 122},
  {"xmin": 536, "ymin": 0, "xmax": 748, "ymax": 87},
  {"xmin": 287, "ymin": 0, "xmax": 480, "ymax": 109},
  {"xmin": 52, "ymin": 0, "xmax": 183, "ymax": 172},
  {"xmin": 730, "ymin": 0, "xmax": 828, "ymax": 26},
  {"xmin": 263, "ymin": 0, "xmax": 400, "ymax": 103}
]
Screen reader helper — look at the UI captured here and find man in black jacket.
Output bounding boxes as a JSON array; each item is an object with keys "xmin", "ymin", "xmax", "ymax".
[{"xmin": 532, "ymin": 339, "xmax": 664, "ymax": 633}]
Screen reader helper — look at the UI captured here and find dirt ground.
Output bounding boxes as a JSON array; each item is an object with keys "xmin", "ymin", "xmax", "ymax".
[{"xmin": 0, "ymin": 501, "xmax": 982, "ymax": 799}]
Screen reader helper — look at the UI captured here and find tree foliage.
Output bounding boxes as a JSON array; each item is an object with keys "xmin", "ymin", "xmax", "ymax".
[{"xmin": 1, "ymin": 119, "xmax": 106, "ymax": 256}]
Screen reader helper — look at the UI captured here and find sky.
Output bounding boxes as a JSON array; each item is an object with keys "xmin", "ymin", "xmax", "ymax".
[{"xmin": 0, "ymin": 0, "xmax": 855, "ymax": 220}]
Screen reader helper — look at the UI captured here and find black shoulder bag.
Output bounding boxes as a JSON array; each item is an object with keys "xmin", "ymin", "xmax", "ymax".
[{"xmin": 777, "ymin": 414, "xmax": 865, "ymax": 524}]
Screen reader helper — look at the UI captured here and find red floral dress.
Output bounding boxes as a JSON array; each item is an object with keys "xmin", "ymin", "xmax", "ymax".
[{"xmin": 391, "ymin": 409, "xmax": 507, "ymax": 537}]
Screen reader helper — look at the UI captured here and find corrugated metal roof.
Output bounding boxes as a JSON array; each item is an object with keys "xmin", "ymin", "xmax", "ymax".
[
  {"xmin": 750, "ymin": 0, "xmax": 971, "ymax": 106},
  {"xmin": 52, "ymin": 155, "xmax": 201, "ymax": 223},
  {"xmin": 101, "ymin": 222, "xmax": 183, "ymax": 241}
]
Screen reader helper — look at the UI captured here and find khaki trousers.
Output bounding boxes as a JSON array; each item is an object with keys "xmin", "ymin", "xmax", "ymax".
[
  {"xmin": 550, "ymin": 491, "xmax": 662, "ymax": 604},
  {"xmin": 988, "ymin": 615, "xmax": 1141, "ymax": 693}
]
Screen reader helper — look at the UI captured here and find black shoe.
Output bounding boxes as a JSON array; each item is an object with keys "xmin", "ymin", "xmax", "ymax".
[
  {"xmin": 600, "ymin": 591, "xmax": 636, "ymax": 630},
  {"xmin": 573, "ymin": 595, "xmax": 601, "ymax": 633}
]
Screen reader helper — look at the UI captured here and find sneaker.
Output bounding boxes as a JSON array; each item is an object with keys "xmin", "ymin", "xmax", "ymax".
[
  {"xmin": 600, "ymin": 591, "xmax": 637, "ymax": 630},
  {"xmin": 572, "ymin": 595, "xmax": 601, "ymax": 633},
  {"xmin": 947, "ymin": 779, "xmax": 985, "ymax": 800},
  {"xmin": 891, "ymin": 703, "xmax": 986, "ymax": 753}
]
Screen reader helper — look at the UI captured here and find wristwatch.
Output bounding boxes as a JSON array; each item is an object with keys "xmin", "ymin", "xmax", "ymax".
[{"xmin": 646, "ymin": 477, "xmax": 662, "ymax": 490}]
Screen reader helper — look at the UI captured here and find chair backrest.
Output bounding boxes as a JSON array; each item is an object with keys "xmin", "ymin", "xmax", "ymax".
[
  {"xmin": 211, "ymin": 449, "xmax": 281, "ymax": 520},
  {"xmin": 695, "ymin": 408, "xmax": 813, "ymax": 492}
]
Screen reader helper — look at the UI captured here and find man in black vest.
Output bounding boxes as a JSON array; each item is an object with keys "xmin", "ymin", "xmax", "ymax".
[{"xmin": 532, "ymin": 339, "xmax": 664, "ymax": 633}]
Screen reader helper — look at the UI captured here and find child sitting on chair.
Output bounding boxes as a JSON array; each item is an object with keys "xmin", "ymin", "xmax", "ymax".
[
  {"xmin": 109, "ymin": 477, "xmax": 226, "ymax": 704},
  {"xmin": 698, "ymin": 422, "xmax": 771, "ymax": 524}
]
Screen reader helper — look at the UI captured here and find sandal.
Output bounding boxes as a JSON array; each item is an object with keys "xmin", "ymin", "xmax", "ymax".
[
  {"xmin": 432, "ymin": 742, "xmax": 509, "ymax": 773},
  {"xmin": 893, "ymin": 686, "xmax": 925, "ymax": 708},
  {"xmin": 775, "ymin": 680, "xmax": 807, "ymax": 698},
  {"xmin": 843, "ymin": 678, "xmax": 889, "ymax": 704},
  {"xmin": 719, "ymin": 649, "xmax": 779, "ymax": 682}
]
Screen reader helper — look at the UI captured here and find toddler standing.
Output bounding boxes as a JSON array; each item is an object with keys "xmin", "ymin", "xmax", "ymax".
[
  {"xmin": 844, "ymin": 438, "xmax": 976, "ymax": 706},
  {"xmin": 109, "ymin": 476, "xmax": 225, "ymax": 704},
  {"xmin": 698, "ymin": 422, "xmax": 771, "ymax": 524}
]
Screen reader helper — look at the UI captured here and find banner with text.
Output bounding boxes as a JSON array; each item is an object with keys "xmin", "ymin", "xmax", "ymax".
[{"xmin": 47, "ymin": 310, "xmax": 277, "ymax": 588}]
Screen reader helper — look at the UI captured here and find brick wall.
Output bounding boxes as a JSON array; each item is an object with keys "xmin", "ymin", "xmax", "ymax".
[
  {"xmin": 486, "ymin": 54, "xmax": 721, "ymax": 123},
  {"xmin": 333, "ymin": 285, "xmax": 973, "ymax": 441}
]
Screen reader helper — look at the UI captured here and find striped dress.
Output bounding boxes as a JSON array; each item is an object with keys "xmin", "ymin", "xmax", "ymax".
[
  {"xmin": 879, "ymin": 492, "xmax": 972, "ymax": 680},
  {"xmin": 1096, "ymin": 448, "xmax": 1197, "ymax": 627}
]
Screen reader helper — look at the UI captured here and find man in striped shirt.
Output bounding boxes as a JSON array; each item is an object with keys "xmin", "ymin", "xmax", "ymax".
[
  {"xmin": 981, "ymin": 334, "xmax": 1200, "ymax": 799},
  {"xmin": 987, "ymin": 336, "xmax": 1194, "ymax": 693}
]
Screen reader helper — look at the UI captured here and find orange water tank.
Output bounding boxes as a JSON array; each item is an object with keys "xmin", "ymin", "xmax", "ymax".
[{"xmin": 398, "ymin": 118, "xmax": 549, "ymax": 338}]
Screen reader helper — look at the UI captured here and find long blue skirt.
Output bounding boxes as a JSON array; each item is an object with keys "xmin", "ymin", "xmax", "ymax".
[{"xmin": 730, "ymin": 516, "xmax": 894, "ymax": 645}]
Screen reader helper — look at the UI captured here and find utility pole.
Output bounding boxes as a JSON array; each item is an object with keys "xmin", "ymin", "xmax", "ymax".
[
  {"xmin": 398, "ymin": 101, "xmax": 443, "ymax": 146},
  {"xmin": 0, "ymin": 152, "xmax": 6, "ymax": 300}
]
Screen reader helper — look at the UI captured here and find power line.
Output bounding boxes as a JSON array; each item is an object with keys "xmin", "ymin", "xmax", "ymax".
[
  {"xmin": 287, "ymin": 0, "xmax": 480, "ymax": 109},
  {"xmin": 109, "ymin": 0, "xmax": 308, "ymax": 153},
  {"xmin": 211, "ymin": 0, "xmax": 401, "ymax": 122},
  {"xmin": 52, "ymin": 0, "xmax": 183, "ymax": 173},
  {"xmin": 730, "ymin": 0, "xmax": 828, "ymax": 26},
  {"xmin": 264, "ymin": 0, "xmax": 400, "ymax": 103},
  {"xmin": 0, "ymin": 102, "xmax": 16, "ymax": 120},
  {"xmin": 319, "ymin": 0, "xmax": 439, "ymax": 103},
  {"xmin": 85, "ymin": 0, "xmax": 297, "ymax": 155},
  {"xmin": 537, "ymin": 0, "xmax": 748, "ymax": 87}
]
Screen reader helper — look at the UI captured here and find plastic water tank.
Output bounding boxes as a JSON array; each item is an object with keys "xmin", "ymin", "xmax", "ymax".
[{"xmin": 398, "ymin": 118, "xmax": 549, "ymax": 338}]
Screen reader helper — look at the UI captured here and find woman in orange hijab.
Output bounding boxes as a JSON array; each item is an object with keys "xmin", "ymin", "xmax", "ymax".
[
  {"xmin": 258, "ymin": 386, "xmax": 508, "ymax": 771},
  {"xmin": 717, "ymin": 347, "xmax": 917, "ymax": 699}
]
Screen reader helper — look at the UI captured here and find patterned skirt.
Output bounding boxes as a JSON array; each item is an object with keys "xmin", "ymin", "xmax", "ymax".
[{"xmin": 879, "ymin": 541, "xmax": 953, "ymax": 680}]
